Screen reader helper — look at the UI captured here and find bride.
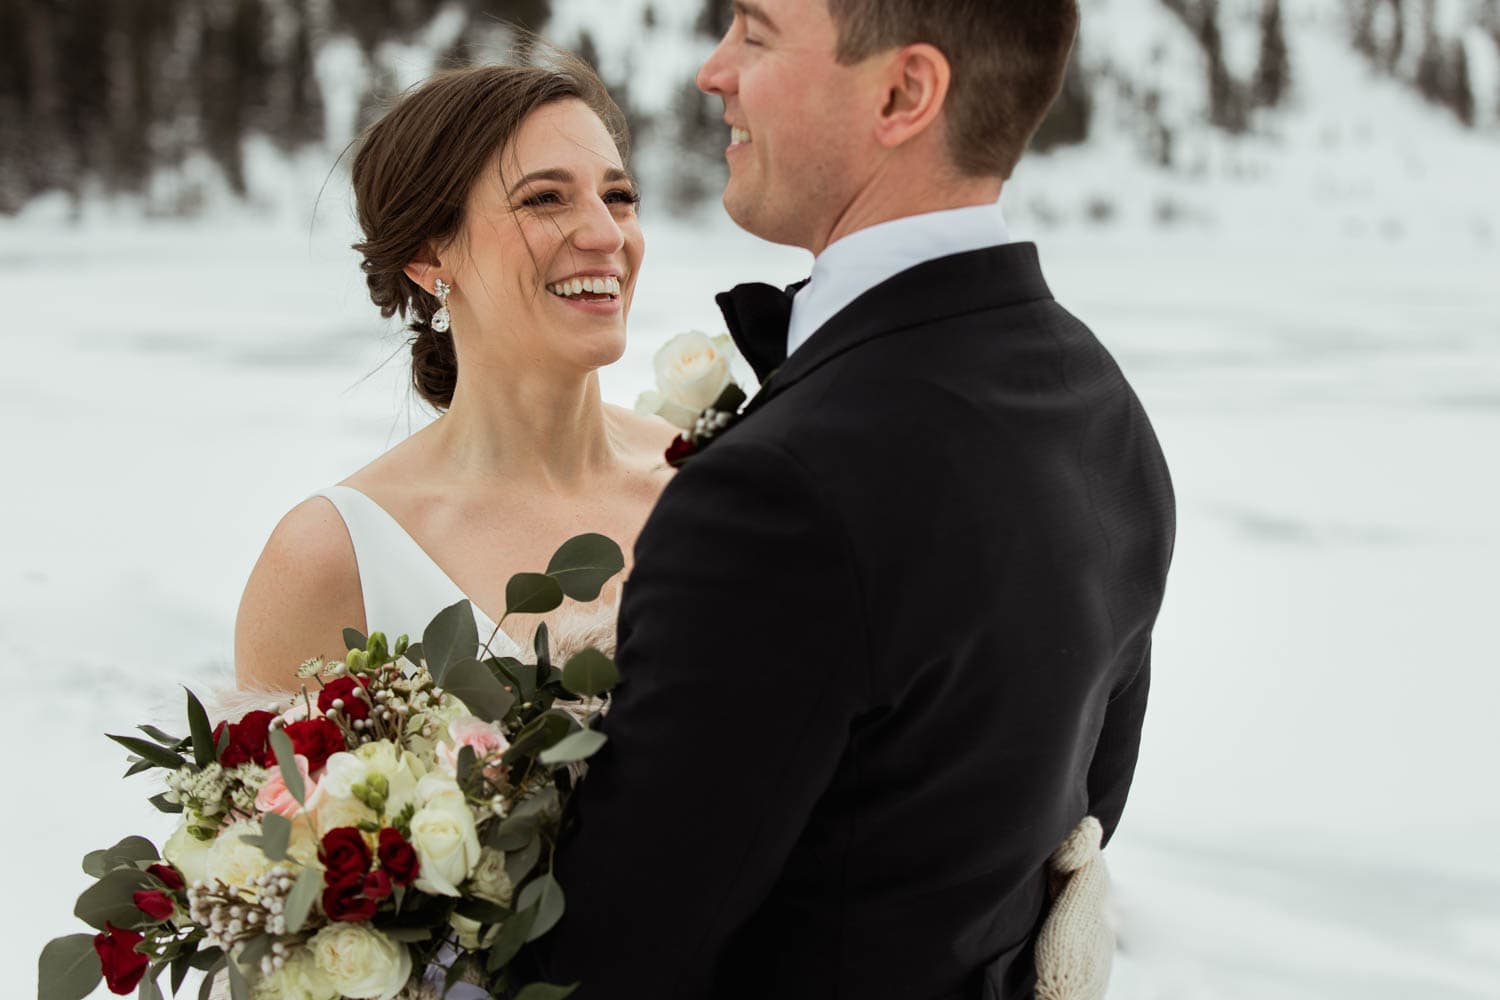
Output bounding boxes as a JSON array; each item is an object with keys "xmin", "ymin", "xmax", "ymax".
[{"xmin": 235, "ymin": 57, "xmax": 676, "ymax": 688}]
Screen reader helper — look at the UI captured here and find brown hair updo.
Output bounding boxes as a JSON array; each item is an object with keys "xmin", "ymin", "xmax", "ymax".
[{"xmin": 351, "ymin": 52, "xmax": 629, "ymax": 410}]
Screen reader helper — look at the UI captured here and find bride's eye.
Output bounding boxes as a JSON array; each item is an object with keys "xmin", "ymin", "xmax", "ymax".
[
  {"xmin": 606, "ymin": 188, "xmax": 642, "ymax": 208},
  {"xmin": 520, "ymin": 190, "xmax": 563, "ymax": 208}
]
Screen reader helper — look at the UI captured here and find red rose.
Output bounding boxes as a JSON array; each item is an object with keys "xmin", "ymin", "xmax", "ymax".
[
  {"xmin": 363, "ymin": 869, "xmax": 393, "ymax": 901},
  {"xmin": 284, "ymin": 718, "xmax": 346, "ymax": 773},
  {"xmin": 665, "ymin": 434, "xmax": 695, "ymax": 467},
  {"xmin": 133, "ymin": 889, "xmax": 174, "ymax": 921},
  {"xmin": 146, "ymin": 863, "xmax": 185, "ymax": 891},
  {"xmin": 320, "ymin": 827, "xmax": 372, "ymax": 883},
  {"xmin": 211, "ymin": 709, "xmax": 276, "ymax": 768},
  {"xmin": 93, "ymin": 923, "xmax": 149, "ymax": 994},
  {"xmin": 377, "ymin": 828, "xmax": 420, "ymax": 886},
  {"xmin": 317, "ymin": 676, "xmax": 371, "ymax": 721},
  {"xmin": 321, "ymin": 873, "xmax": 379, "ymax": 923}
]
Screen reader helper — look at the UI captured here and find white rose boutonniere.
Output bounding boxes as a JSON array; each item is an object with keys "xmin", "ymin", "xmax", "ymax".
[{"xmin": 636, "ymin": 331, "xmax": 740, "ymax": 430}]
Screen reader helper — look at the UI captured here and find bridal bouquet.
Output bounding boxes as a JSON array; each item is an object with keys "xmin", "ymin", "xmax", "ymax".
[{"xmin": 39, "ymin": 534, "xmax": 626, "ymax": 1000}]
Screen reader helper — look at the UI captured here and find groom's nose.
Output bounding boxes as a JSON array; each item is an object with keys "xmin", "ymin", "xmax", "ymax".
[{"xmin": 697, "ymin": 36, "xmax": 735, "ymax": 98}]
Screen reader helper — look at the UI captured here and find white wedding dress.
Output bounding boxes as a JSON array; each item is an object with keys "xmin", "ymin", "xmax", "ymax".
[{"xmin": 313, "ymin": 485, "xmax": 527, "ymax": 660}]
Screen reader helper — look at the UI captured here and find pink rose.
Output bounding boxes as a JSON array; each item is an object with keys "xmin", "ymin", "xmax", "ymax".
[
  {"xmin": 437, "ymin": 716, "xmax": 510, "ymax": 781},
  {"xmin": 256, "ymin": 753, "xmax": 321, "ymax": 817}
]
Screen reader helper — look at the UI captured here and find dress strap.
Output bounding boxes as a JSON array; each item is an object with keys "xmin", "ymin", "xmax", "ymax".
[{"xmin": 311, "ymin": 485, "xmax": 521, "ymax": 656}]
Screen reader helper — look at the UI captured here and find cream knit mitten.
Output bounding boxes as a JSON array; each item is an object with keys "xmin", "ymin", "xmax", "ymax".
[{"xmin": 1034, "ymin": 816, "xmax": 1114, "ymax": 1000}]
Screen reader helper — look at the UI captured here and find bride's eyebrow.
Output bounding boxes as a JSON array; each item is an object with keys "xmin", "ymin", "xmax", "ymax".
[{"xmin": 507, "ymin": 167, "xmax": 635, "ymax": 196}]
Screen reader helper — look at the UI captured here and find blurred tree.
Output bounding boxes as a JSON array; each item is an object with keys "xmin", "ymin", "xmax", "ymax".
[
  {"xmin": 1032, "ymin": 46, "xmax": 1093, "ymax": 151},
  {"xmin": 697, "ymin": 0, "xmax": 731, "ymax": 39},
  {"xmin": 1252, "ymin": 0, "xmax": 1291, "ymax": 108}
]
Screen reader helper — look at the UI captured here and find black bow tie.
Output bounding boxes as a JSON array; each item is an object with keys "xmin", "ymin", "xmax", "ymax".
[{"xmin": 715, "ymin": 279, "xmax": 810, "ymax": 383}]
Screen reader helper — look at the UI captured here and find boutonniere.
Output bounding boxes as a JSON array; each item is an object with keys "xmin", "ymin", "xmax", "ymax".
[
  {"xmin": 663, "ymin": 382, "xmax": 749, "ymax": 467},
  {"xmin": 634, "ymin": 331, "xmax": 751, "ymax": 467}
]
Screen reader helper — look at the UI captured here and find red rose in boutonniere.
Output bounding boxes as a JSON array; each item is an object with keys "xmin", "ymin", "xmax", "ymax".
[{"xmin": 663, "ymin": 382, "xmax": 750, "ymax": 468}]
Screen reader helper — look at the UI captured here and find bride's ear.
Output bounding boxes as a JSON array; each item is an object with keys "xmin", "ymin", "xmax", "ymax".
[{"xmin": 402, "ymin": 245, "xmax": 446, "ymax": 294}]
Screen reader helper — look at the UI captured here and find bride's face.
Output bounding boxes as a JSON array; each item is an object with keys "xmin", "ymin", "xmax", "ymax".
[{"xmin": 444, "ymin": 99, "xmax": 644, "ymax": 377}]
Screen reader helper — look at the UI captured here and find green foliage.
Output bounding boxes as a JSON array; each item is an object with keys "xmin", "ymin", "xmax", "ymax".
[
  {"xmin": 185, "ymin": 688, "xmax": 216, "ymax": 768},
  {"xmin": 343, "ymin": 627, "xmax": 368, "ymax": 652},
  {"xmin": 82, "ymin": 836, "xmax": 158, "ymax": 878},
  {"xmin": 517, "ymin": 873, "xmax": 565, "ymax": 941},
  {"xmin": 443, "ymin": 658, "xmax": 517, "ymax": 723},
  {"xmin": 284, "ymin": 867, "xmax": 322, "ymax": 934},
  {"xmin": 545, "ymin": 533, "xmax": 625, "ymax": 602},
  {"xmin": 74, "ymin": 868, "xmax": 154, "ymax": 930},
  {"xmin": 268, "ymin": 729, "xmax": 304, "ymax": 804},
  {"xmin": 37, "ymin": 934, "xmax": 101, "ymax": 1000},
  {"xmin": 425, "ymin": 600, "xmax": 480, "ymax": 684},
  {"xmin": 538, "ymin": 729, "xmax": 607, "ymax": 766},
  {"xmin": 505, "ymin": 573, "xmax": 565, "ymax": 617},
  {"xmin": 513, "ymin": 984, "xmax": 579, "ymax": 1000},
  {"xmin": 107, "ymin": 734, "xmax": 185, "ymax": 771},
  {"xmin": 561, "ymin": 648, "xmax": 619, "ymax": 698}
]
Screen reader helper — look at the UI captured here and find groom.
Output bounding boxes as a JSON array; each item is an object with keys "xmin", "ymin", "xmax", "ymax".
[{"xmin": 544, "ymin": 1, "xmax": 1174, "ymax": 997}]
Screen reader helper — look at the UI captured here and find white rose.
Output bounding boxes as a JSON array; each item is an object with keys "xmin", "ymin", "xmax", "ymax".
[
  {"xmin": 468, "ymin": 847, "xmax": 514, "ymax": 906},
  {"xmin": 642, "ymin": 331, "xmax": 737, "ymax": 427},
  {"xmin": 163, "ymin": 820, "xmax": 212, "ymax": 887},
  {"xmin": 308, "ymin": 923, "xmax": 412, "ymax": 1000},
  {"xmin": 449, "ymin": 912, "xmax": 499, "ymax": 950},
  {"xmin": 251, "ymin": 947, "xmax": 336, "ymax": 1000},
  {"xmin": 316, "ymin": 742, "xmax": 423, "ymax": 827},
  {"xmin": 206, "ymin": 820, "xmax": 274, "ymax": 889},
  {"xmin": 409, "ymin": 773, "xmax": 482, "ymax": 897}
]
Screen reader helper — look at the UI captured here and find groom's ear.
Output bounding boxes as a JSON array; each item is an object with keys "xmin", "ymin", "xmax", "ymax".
[{"xmin": 872, "ymin": 43, "xmax": 952, "ymax": 152}]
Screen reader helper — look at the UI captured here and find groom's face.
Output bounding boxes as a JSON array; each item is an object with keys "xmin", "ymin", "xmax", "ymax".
[{"xmin": 697, "ymin": 0, "xmax": 878, "ymax": 251}]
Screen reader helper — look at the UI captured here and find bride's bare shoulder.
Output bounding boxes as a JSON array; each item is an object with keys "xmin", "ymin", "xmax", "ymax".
[
  {"xmin": 234, "ymin": 495, "xmax": 364, "ymax": 690},
  {"xmin": 607, "ymin": 403, "xmax": 680, "ymax": 458}
]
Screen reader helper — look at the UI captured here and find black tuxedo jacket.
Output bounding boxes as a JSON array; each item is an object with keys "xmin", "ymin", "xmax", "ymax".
[{"xmin": 542, "ymin": 243, "xmax": 1175, "ymax": 999}]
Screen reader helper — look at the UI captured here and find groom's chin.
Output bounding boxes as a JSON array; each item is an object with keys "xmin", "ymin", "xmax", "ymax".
[{"xmin": 722, "ymin": 186, "xmax": 804, "ymax": 250}]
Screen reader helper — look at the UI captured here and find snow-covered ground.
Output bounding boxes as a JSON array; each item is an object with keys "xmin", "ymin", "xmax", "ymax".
[{"xmin": 5, "ymin": 200, "xmax": 1497, "ymax": 998}]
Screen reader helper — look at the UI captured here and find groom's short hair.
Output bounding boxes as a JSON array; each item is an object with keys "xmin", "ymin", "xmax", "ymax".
[{"xmin": 827, "ymin": 0, "xmax": 1079, "ymax": 179}]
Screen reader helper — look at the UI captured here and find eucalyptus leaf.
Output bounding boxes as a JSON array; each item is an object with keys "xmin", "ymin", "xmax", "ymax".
[
  {"xmin": 517, "ymin": 873, "xmax": 566, "ymax": 941},
  {"xmin": 74, "ymin": 868, "xmax": 155, "ymax": 930},
  {"xmin": 490, "ymin": 814, "xmax": 542, "ymax": 852},
  {"xmin": 442, "ymin": 953, "xmax": 472, "ymax": 998},
  {"xmin": 441, "ymin": 658, "xmax": 516, "ymax": 723},
  {"xmin": 490, "ymin": 656, "xmax": 529, "ymax": 701},
  {"xmin": 137, "ymin": 725, "xmax": 182, "ymax": 746},
  {"xmin": 149, "ymin": 793, "xmax": 183, "ymax": 815},
  {"xmin": 503, "ymin": 713, "xmax": 572, "ymax": 764},
  {"xmin": 545, "ymin": 533, "xmax": 625, "ymax": 602},
  {"xmin": 485, "ymin": 903, "xmax": 538, "ymax": 972},
  {"xmin": 455, "ymin": 898, "xmax": 511, "ymax": 925},
  {"xmin": 185, "ymin": 688, "xmax": 216, "ymax": 768},
  {"xmin": 538, "ymin": 728, "xmax": 607, "ymax": 766},
  {"xmin": 139, "ymin": 967, "xmax": 165, "ymax": 1000},
  {"xmin": 283, "ymin": 866, "xmax": 321, "ymax": 934},
  {"xmin": 513, "ymin": 984, "xmax": 579, "ymax": 1000},
  {"xmin": 81, "ymin": 835, "xmax": 158, "ymax": 878},
  {"xmin": 505, "ymin": 573, "xmax": 564, "ymax": 616},
  {"xmin": 382, "ymin": 926, "xmax": 433, "ymax": 943},
  {"xmin": 197, "ymin": 968, "xmax": 218, "ymax": 1000},
  {"xmin": 534, "ymin": 622, "xmax": 551, "ymax": 670},
  {"xmin": 189, "ymin": 947, "xmax": 224, "ymax": 971},
  {"xmin": 236, "ymin": 935, "xmax": 272, "ymax": 968},
  {"xmin": 456, "ymin": 744, "xmax": 480, "ymax": 794},
  {"xmin": 107, "ymin": 734, "xmax": 185, "ymax": 770},
  {"xmin": 225, "ymin": 954, "xmax": 249, "ymax": 1000},
  {"xmin": 170, "ymin": 949, "xmax": 194, "ymax": 995},
  {"xmin": 403, "ymin": 641, "xmax": 424, "ymax": 666},
  {"xmin": 424, "ymin": 600, "xmax": 479, "ymax": 685},
  {"xmin": 560, "ymin": 648, "xmax": 619, "ymax": 698},
  {"xmin": 268, "ymin": 729, "xmax": 304, "ymax": 805},
  {"xmin": 259, "ymin": 812, "xmax": 292, "ymax": 862},
  {"xmin": 503, "ymin": 835, "xmax": 543, "ymax": 886},
  {"xmin": 37, "ymin": 934, "xmax": 101, "ymax": 1000},
  {"xmin": 343, "ymin": 627, "xmax": 368, "ymax": 652}
]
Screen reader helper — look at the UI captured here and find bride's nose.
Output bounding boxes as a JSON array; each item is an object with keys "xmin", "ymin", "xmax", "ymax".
[{"xmin": 568, "ymin": 195, "xmax": 625, "ymax": 254}]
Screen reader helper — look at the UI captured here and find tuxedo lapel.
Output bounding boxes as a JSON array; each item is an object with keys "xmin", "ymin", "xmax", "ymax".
[{"xmin": 739, "ymin": 242, "xmax": 1052, "ymax": 420}]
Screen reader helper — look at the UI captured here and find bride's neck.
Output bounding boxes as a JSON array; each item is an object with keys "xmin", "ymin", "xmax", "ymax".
[{"xmin": 428, "ymin": 366, "xmax": 620, "ymax": 492}]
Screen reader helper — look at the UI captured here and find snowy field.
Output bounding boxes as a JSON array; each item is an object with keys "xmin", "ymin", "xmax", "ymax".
[{"xmin": 4, "ymin": 191, "xmax": 1499, "ymax": 999}]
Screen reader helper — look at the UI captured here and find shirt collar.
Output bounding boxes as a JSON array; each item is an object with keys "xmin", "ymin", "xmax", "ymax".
[{"xmin": 786, "ymin": 202, "xmax": 1012, "ymax": 358}]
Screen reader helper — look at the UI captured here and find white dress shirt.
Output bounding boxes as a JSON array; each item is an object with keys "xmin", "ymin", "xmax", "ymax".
[{"xmin": 785, "ymin": 202, "xmax": 1012, "ymax": 359}]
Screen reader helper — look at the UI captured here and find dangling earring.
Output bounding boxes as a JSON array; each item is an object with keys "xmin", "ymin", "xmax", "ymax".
[{"xmin": 432, "ymin": 278, "xmax": 452, "ymax": 333}]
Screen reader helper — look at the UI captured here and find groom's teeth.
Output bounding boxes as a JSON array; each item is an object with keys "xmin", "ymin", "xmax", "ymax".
[{"xmin": 731, "ymin": 127, "xmax": 751, "ymax": 144}]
